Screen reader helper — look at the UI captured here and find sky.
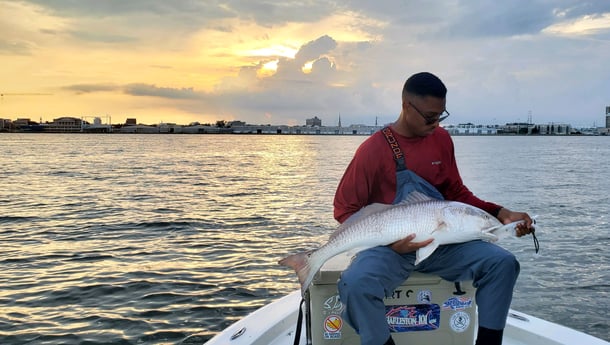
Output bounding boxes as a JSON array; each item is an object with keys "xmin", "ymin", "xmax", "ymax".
[{"xmin": 1, "ymin": 0, "xmax": 609, "ymax": 127}]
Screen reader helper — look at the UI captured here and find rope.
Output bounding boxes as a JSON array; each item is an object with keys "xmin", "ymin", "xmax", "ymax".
[{"xmin": 292, "ymin": 298, "xmax": 305, "ymax": 345}]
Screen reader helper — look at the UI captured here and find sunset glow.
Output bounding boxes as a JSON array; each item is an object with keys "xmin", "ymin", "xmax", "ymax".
[
  {"xmin": 544, "ymin": 13, "xmax": 610, "ymax": 35},
  {"xmin": 0, "ymin": 1, "xmax": 608, "ymax": 127}
]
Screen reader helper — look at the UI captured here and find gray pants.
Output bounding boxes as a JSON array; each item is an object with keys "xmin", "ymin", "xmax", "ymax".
[{"xmin": 337, "ymin": 241, "xmax": 520, "ymax": 345}]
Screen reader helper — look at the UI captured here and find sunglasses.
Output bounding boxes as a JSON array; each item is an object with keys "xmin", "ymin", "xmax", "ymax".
[{"xmin": 409, "ymin": 102, "xmax": 450, "ymax": 125}]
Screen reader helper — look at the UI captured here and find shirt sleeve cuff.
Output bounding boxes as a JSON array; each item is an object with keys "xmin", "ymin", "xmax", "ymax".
[{"xmin": 490, "ymin": 206, "xmax": 503, "ymax": 218}]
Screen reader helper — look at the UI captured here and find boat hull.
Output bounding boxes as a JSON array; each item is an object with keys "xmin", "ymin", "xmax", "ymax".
[{"xmin": 205, "ymin": 289, "xmax": 608, "ymax": 345}]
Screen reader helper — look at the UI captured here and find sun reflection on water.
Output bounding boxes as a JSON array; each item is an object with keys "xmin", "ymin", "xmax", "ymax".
[{"xmin": 1, "ymin": 134, "xmax": 608, "ymax": 343}]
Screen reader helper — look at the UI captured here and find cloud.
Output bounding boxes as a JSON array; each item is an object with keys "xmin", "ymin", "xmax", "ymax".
[
  {"xmin": 0, "ymin": 1, "xmax": 67, "ymax": 56},
  {"xmin": 294, "ymin": 35, "xmax": 337, "ymax": 64},
  {"xmin": 0, "ymin": 40, "xmax": 34, "ymax": 55},
  {"xmin": 203, "ymin": 34, "xmax": 394, "ymax": 125},
  {"xmin": 222, "ymin": 0, "xmax": 338, "ymax": 25},
  {"xmin": 24, "ymin": 0, "xmax": 229, "ymax": 21},
  {"xmin": 63, "ymin": 82, "xmax": 204, "ymax": 100},
  {"xmin": 124, "ymin": 83, "xmax": 202, "ymax": 99},
  {"xmin": 543, "ymin": 13, "xmax": 610, "ymax": 37},
  {"xmin": 63, "ymin": 83, "xmax": 120, "ymax": 94},
  {"xmin": 68, "ymin": 30, "xmax": 136, "ymax": 43},
  {"xmin": 22, "ymin": 0, "xmax": 332, "ymax": 31}
]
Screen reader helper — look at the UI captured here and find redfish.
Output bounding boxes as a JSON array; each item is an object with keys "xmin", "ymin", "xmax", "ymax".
[{"xmin": 279, "ymin": 192, "xmax": 532, "ymax": 296}]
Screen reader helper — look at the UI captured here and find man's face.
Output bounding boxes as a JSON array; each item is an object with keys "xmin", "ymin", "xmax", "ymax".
[{"xmin": 403, "ymin": 96, "xmax": 448, "ymax": 137}]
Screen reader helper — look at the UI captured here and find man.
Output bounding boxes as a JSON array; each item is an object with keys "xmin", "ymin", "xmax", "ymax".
[{"xmin": 333, "ymin": 72, "xmax": 534, "ymax": 345}]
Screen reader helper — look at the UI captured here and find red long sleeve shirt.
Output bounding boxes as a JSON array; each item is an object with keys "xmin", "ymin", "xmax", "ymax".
[{"xmin": 333, "ymin": 127, "xmax": 501, "ymax": 223}]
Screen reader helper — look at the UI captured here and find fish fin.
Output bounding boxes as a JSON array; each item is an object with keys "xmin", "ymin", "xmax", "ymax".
[
  {"xmin": 331, "ymin": 203, "xmax": 393, "ymax": 239},
  {"xmin": 400, "ymin": 191, "xmax": 437, "ymax": 205},
  {"xmin": 484, "ymin": 220, "xmax": 523, "ymax": 241},
  {"xmin": 334, "ymin": 192, "xmax": 435, "ymax": 239},
  {"xmin": 481, "ymin": 231, "xmax": 499, "ymax": 242},
  {"xmin": 485, "ymin": 216, "xmax": 540, "ymax": 242},
  {"xmin": 415, "ymin": 241, "xmax": 440, "ymax": 265},
  {"xmin": 278, "ymin": 250, "xmax": 314, "ymax": 296},
  {"xmin": 348, "ymin": 203, "xmax": 393, "ymax": 221}
]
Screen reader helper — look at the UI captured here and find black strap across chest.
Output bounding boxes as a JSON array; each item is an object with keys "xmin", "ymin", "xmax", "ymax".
[{"xmin": 381, "ymin": 127, "xmax": 407, "ymax": 171}]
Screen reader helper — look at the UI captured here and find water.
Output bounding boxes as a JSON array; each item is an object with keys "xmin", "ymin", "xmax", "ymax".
[{"xmin": 0, "ymin": 133, "xmax": 608, "ymax": 344}]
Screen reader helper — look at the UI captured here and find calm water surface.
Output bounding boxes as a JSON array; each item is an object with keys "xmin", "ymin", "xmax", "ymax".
[{"xmin": 0, "ymin": 133, "xmax": 608, "ymax": 344}]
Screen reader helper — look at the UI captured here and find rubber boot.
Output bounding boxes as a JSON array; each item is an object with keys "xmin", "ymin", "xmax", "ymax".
[{"xmin": 475, "ymin": 326, "xmax": 504, "ymax": 345}]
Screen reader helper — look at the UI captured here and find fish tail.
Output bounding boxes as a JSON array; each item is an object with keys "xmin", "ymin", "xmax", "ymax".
[
  {"xmin": 485, "ymin": 219, "xmax": 529, "ymax": 241},
  {"xmin": 278, "ymin": 250, "xmax": 314, "ymax": 294}
]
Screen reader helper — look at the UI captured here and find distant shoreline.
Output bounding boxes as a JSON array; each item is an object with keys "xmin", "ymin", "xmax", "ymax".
[
  {"xmin": 1, "ymin": 130, "xmax": 607, "ymax": 136},
  {"xmin": 3, "ymin": 116, "xmax": 608, "ymax": 135}
]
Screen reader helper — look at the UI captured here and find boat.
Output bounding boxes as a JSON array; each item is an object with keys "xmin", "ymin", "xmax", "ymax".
[
  {"xmin": 205, "ymin": 291, "xmax": 608, "ymax": 345},
  {"xmin": 206, "ymin": 252, "xmax": 609, "ymax": 345}
]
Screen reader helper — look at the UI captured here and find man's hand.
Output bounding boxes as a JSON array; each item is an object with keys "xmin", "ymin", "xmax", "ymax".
[
  {"xmin": 389, "ymin": 233, "xmax": 434, "ymax": 254},
  {"xmin": 497, "ymin": 208, "xmax": 534, "ymax": 237}
]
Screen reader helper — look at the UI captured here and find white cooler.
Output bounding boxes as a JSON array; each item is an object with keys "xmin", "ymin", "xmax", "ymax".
[{"xmin": 307, "ymin": 251, "xmax": 477, "ymax": 345}]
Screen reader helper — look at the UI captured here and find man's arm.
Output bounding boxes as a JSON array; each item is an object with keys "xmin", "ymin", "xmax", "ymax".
[
  {"xmin": 437, "ymin": 134, "xmax": 503, "ymax": 214},
  {"xmin": 496, "ymin": 208, "xmax": 535, "ymax": 236},
  {"xmin": 333, "ymin": 135, "xmax": 395, "ymax": 223},
  {"xmin": 438, "ymin": 134, "xmax": 534, "ymax": 235}
]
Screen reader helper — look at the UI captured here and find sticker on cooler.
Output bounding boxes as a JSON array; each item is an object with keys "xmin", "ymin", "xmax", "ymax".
[
  {"xmin": 449, "ymin": 311, "xmax": 471, "ymax": 333},
  {"xmin": 323, "ymin": 314, "xmax": 343, "ymax": 339},
  {"xmin": 323, "ymin": 295, "xmax": 344, "ymax": 314},
  {"xmin": 417, "ymin": 289, "xmax": 432, "ymax": 304},
  {"xmin": 385, "ymin": 304, "xmax": 441, "ymax": 332},
  {"xmin": 442, "ymin": 296, "xmax": 473, "ymax": 310}
]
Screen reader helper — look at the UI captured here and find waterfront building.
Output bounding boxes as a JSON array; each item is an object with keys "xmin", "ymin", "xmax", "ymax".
[
  {"xmin": 228, "ymin": 120, "xmax": 246, "ymax": 127},
  {"xmin": 181, "ymin": 124, "xmax": 231, "ymax": 134},
  {"xmin": 0, "ymin": 118, "xmax": 12, "ymax": 131},
  {"xmin": 13, "ymin": 118, "xmax": 31, "ymax": 128},
  {"xmin": 82, "ymin": 117, "xmax": 112, "ymax": 133},
  {"xmin": 305, "ymin": 116, "xmax": 322, "ymax": 127},
  {"xmin": 444, "ymin": 123, "xmax": 498, "ymax": 135},
  {"xmin": 501, "ymin": 122, "xmax": 534, "ymax": 135},
  {"xmin": 535, "ymin": 123, "xmax": 571, "ymax": 135},
  {"xmin": 158, "ymin": 123, "xmax": 181, "ymax": 134},
  {"xmin": 14, "ymin": 118, "xmax": 46, "ymax": 132},
  {"xmin": 115, "ymin": 124, "xmax": 160, "ymax": 134},
  {"xmin": 338, "ymin": 124, "xmax": 382, "ymax": 135},
  {"xmin": 48, "ymin": 117, "xmax": 83, "ymax": 132},
  {"xmin": 597, "ymin": 106, "xmax": 610, "ymax": 135}
]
